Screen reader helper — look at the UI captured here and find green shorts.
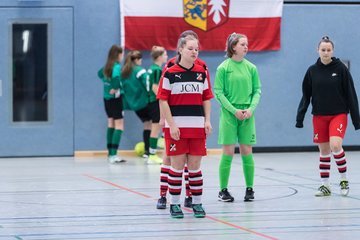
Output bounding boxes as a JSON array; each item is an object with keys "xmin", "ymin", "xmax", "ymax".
[{"xmin": 218, "ymin": 107, "xmax": 256, "ymax": 145}]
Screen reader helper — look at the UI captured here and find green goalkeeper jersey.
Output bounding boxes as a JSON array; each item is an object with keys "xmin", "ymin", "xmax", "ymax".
[{"xmin": 214, "ymin": 58, "xmax": 261, "ymax": 114}]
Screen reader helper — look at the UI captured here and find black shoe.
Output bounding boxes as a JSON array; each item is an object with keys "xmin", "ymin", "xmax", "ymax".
[
  {"xmin": 184, "ymin": 196, "xmax": 192, "ymax": 208},
  {"xmin": 192, "ymin": 204, "xmax": 206, "ymax": 218},
  {"xmin": 156, "ymin": 196, "xmax": 167, "ymax": 209},
  {"xmin": 218, "ymin": 188, "xmax": 234, "ymax": 202},
  {"xmin": 244, "ymin": 187, "xmax": 254, "ymax": 202},
  {"xmin": 170, "ymin": 204, "xmax": 184, "ymax": 218}
]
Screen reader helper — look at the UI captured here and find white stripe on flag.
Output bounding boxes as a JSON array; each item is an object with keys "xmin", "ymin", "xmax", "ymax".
[
  {"xmin": 121, "ymin": 0, "xmax": 282, "ymax": 17},
  {"xmin": 122, "ymin": 0, "xmax": 182, "ymax": 17},
  {"xmin": 229, "ymin": 0, "xmax": 283, "ymax": 18},
  {"xmin": 119, "ymin": 0, "xmax": 125, "ymax": 47}
]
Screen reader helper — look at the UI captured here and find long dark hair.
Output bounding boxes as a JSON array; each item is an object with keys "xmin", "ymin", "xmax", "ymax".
[
  {"xmin": 104, "ymin": 45, "xmax": 123, "ymax": 79},
  {"xmin": 121, "ymin": 50, "xmax": 142, "ymax": 79}
]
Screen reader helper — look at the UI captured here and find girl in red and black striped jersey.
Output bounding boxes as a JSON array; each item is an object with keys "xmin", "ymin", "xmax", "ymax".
[
  {"xmin": 157, "ymin": 35, "xmax": 213, "ymax": 218},
  {"xmin": 156, "ymin": 30, "xmax": 211, "ymax": 210}
]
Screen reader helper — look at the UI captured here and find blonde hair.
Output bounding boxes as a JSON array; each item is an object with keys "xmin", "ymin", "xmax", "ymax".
[
  {"xmin": 151, "ymin": 46, "xmax": 166, "ymax": 61},
  {"xmin": 176, "ymin": 35, "xmax": 198, "ymax": 63},
  {"xmin": 179, "ymin": 30, "xmax": 198, "ymax": 39}
]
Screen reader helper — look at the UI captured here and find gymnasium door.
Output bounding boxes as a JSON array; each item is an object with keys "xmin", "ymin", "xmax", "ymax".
[{"xmin": 0, "ymin": 8, "xmax": 74, "ymax": 157}]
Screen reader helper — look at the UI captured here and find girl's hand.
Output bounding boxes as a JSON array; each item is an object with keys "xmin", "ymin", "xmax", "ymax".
[
  {"xmin": 205, "ymin": 121, "xmax": 212, "ymax": 136},
  {"xmin": 242, "ymin": 109, "xmax": 252, "ymax": 119},
  {"xmin": 235, "ymin": 109, "xmax": 252, "ymax": 120},
  {"xmin": 235, "ymin": 110, "xmax": 246, "ymax": 120},
  {"xmin": 170, "ymin": 125, "xmax": 180, "ymax": 141}
]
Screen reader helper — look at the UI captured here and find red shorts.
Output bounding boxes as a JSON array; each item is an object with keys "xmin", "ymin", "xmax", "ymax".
[
  {"xmin": 165, "ymin": 138, "xmax": 207, "ymax": 156},
  {"xmin": 312, "ymin": 114, "xmax": 348, "ymax": 143}
]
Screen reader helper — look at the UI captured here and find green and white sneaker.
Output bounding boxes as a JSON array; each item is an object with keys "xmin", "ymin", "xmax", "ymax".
[
  {"xmin": 108, "ymin": 155, "xmax": 126, "ymax": 164},
  {"xmin": 192, "ymin": 204, "xmax": 206, "ymax": 218},
  {"xmin": 315, "ymin": 185, "xmax": 331, "ymax": 197},
  {"xmin": 147, "ymin": 154, "xmax": 163, "ymax": 164},
  {"xmin": 170, "ymin": 204, "xmax": 184, "ymax": 218},
  {"xmin": 339, "ymin": 179, "xmax": 349, "ymax": 196}
]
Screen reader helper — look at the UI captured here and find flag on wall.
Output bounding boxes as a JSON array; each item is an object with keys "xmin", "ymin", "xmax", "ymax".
[{"xmin": 120, "ymin": 0, "xmax": 283, "ymax": 51}]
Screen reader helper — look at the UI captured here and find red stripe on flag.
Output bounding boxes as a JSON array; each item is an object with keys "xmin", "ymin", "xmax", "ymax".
[{"xmin": 124, "ymin": 17, "xmax": 281, "ymax": 51}]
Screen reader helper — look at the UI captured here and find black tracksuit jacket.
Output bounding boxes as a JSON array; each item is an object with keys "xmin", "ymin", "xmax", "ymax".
[{"xmin": 296, "ymin": 57, "xmax": 360, "ymax": 130}]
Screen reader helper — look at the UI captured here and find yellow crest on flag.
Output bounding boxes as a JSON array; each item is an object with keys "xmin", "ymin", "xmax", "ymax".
[
  {"xmin": 183, "ymin": 0, "xmax": 207, "ymax": 31},
  {"xmin": 183, "ymin": 0, "xmax": 230, "ymax": 31}
]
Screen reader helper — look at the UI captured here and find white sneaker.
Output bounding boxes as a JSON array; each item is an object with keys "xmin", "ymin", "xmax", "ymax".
[
  {"xmin": 108, "ymin": 155, "xmax": 126, "ymax": 164},
  {"xmin": 339, "ymin": 179, "xmax": 349, "ymax": 196},
  {"xmin": 315, "ymin": 185, "xmax": 331, "ymax": 197}
]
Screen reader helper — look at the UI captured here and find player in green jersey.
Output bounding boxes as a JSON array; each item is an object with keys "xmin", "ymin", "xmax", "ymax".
[
  {"xmin": 214, "ymin": 33, "xmax": 261, "ymax": 202},
  {"xmin": 121, "ymin": 50, "xmax": 152, "ymax": 159},
  {"xmin": 147, "ymin": 46, "xmax": 168, "ymax": 164},
  {"xmin": 98, "ymin": 45, "xmax": 126, "ymax": 164}
]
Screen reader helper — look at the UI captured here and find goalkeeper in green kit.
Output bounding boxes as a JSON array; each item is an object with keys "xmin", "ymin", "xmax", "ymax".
[{"xmin": 214, "ymin": 33, "xmax": 261, "ymax": 202}]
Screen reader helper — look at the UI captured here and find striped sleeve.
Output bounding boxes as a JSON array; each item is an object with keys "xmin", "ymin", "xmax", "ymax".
[{"xmin": 157, "ymin": 71, "xmax": 171, "ymax": 100}]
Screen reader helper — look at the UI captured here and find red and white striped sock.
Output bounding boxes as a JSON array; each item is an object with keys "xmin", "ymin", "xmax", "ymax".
[
  {"xmin": 188, "ymin": 168, "xmax": 203, "ymax": 205},
  {"xmin": 160, "ymin": 164, "xmax": 170, "ymax": 197},
  {"xmin": 168, "ymin": 167, "xmax": 183, "ymax": 205},
  {"xmin": 333, "ymin": 149, "xmax": 347, "ymax": 179},
  {"xmin": 319, "ymin": 154, "xmax": 331, "ymax": 185},
  {"xmin": 184, "ymin": 165, "xmax": 191, "ymax": 198}
]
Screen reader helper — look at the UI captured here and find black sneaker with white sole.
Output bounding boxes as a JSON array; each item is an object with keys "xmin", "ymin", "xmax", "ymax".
[
  {"xmin": 244, "ymin": 187, "xmax": 255, "ymax": 202},
  {"xmin": 156, "ymin": 196, "xmax": 167, "ymax": 209},
  {"xmin": 218, "ymin": 188, "xmax": 234, "ymax": 202}
]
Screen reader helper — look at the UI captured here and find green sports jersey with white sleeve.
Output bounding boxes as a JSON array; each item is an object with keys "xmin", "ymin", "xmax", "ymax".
[
  {"xmin": 214, "ymin": 58, "xmax": 261, "ymax": 114},
  {"xmin": 97, "ymin": 62, "xmax": 121, "ymax": 100},
  {"xmin": 121, "ymin": 65, "xmax": 149, "ymax": 111},
  {"xmin": 147, "ymin": 63, "xmax": 162, "ymax": 103}
]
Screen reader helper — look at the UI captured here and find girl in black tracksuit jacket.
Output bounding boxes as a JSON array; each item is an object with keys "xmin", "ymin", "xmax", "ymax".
[{"xmin": 296, "ymin": 36, "xmax": 360, "ymax": 197}]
